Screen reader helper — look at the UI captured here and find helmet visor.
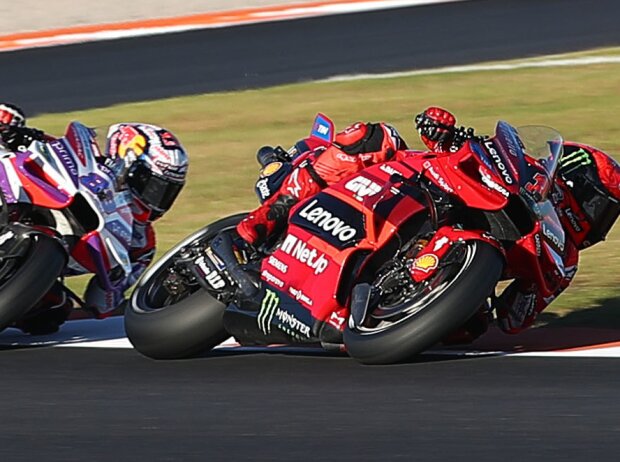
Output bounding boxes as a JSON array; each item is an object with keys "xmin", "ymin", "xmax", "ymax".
[{"xmin": 129, "ymin": 162, "xmax": 184, "ymax": 213}]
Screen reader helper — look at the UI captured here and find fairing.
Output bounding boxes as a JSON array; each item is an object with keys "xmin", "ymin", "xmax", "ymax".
[{"xmin": 0, "ymin": 122, "xmax": 134, "ymax": 288}]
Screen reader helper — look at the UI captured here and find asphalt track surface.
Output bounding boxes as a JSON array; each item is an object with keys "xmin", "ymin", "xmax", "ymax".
[
  {"xmin": 1, "ymin": 348, "xmax": 620, "ymax": 462},
  {"xmin": 2, "ymin": 1, "xmax": 620, "ymax": 461},
  {"xmin": 1, "ymin": 0, "xmax": 620, "ymax": 115}
]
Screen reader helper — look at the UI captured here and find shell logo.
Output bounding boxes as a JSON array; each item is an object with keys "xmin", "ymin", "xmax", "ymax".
[
  {"xmin": 413, "ymin": 254, "xmax": 439, "ymax": 273},
  {"xmin": 261, "ymin": 161, "xmax": 282, "ymax": 177}
]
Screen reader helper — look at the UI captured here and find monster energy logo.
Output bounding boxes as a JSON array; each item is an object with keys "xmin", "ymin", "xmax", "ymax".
[
  {"xmin": 258, "ymin": 289, "xmax": 279, "ymax": 334},
  {"xmin": 257, "ymin": 289, "xmax": 312, "ymax": 338},
  {"xmin": 560, "ymin": 148, "xmax": 592, "ymax": 174}
]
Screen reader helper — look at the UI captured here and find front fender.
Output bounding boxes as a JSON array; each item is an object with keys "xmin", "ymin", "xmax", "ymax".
[
  {"xmin": 410, "ymin": 225, "xmax": 505, "ymax": 283},
  {"xmin": 0, "ymin": 222, "xmax": 67, "ymax": 259}
]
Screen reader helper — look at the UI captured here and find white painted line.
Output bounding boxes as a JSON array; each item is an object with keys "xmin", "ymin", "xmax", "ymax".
[
  {"xmin": 513, "ymin": 346, "xmax": 620, "ymax": 358},
  {"xmin": 322, "ymin": 56, "xmax": 620, "ymax": 82},
  {"xmin": 0, "ymin": 0, "xmax": 470, "ymax": 52}
]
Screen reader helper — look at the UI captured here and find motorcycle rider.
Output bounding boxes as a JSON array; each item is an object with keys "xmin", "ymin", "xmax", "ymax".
[
  {"xmin": 212, "ymin": 119, "xmax": 408, "ymax": 298},
  {"xmin": 414, "ymin": 106, "xmax": 620, "ymax": 338},
  {"xmin": 0, "ymin": 103, "xmax": 189, "ymax": 333}
]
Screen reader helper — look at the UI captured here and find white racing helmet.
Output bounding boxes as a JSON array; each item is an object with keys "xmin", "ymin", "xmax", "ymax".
[{"xmin": 106, "ymin": 123, "xmax": 188, "ymax": 220}]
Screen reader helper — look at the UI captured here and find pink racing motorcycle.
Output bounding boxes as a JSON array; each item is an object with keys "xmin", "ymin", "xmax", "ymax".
[{"xmin": 0, "ymin": 122, "xmax": 134, "ymax": 334}]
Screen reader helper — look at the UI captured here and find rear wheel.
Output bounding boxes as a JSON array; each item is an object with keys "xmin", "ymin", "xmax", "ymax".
[
  {"xmin": 125, "ymin": 214, "xmax": 246, "ymax": 359},
  {"xmin": 344, "ymin": 241, "xmax": 503, "ymax": 365},
  {"xmin": 0, "ymin": 233, "xmax": 67, "ymax": 332}
]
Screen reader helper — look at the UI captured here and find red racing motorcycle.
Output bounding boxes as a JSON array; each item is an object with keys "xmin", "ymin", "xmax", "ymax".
[{"xmin": 125, "ymin": 117, "xmax": 617, "ymax": 364}]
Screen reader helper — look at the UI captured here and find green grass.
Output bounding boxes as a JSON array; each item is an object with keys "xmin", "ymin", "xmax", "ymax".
[{"xmin": 32, "ymin": 47, "xmax": 620, "ymax": 327}]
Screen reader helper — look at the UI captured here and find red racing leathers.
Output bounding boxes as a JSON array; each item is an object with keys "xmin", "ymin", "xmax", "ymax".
[
  {"xmin": 237, "ymin": 121, "xmax": 407, "ymax": 246},
  {"xmin": 496, "ymin": 143, "xmax": 620, "ymax": 333}
]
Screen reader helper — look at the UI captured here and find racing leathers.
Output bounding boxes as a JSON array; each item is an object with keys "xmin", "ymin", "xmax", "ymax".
[
  {"xmin": 415, "ymin": 106, "xmax": 620, "ymax": 336},
  {"xmin": 237, "ymin": 121, "xmax": 408, "ymax": 247}
]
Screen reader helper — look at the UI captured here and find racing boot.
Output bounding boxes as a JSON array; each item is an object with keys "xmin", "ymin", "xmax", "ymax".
[
  {"xmin": 14, "ymin": 282, "xmax": 73, "ymax": 335},
  {"xmin": 210, "ymin": 232, "xmax": 259, "ymax": 299}
]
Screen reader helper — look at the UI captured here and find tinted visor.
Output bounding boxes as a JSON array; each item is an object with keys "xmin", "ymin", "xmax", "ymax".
[{"xmin": 129, "ymin": 162, "xmax": 184, "ymax": 213}]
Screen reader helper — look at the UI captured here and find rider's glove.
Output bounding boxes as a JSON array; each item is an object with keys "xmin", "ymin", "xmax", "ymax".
[
  {"xmin": 0, "ymin": 126, "xmax": 46, "ymax": 151},
  {"xmin": 84, "ymin": 276, "xmax": 125, "ymax": 319},
  {"xmin": 415, "ymin": 107, "xmax": 457, "ymax": 151},
  {"xmin": 0, "ymin": 103, "xmax": 26, "ymax": 128},
  {"xmin": 256, "ymin": 145, "xmax": 291, "ymax": 167}
]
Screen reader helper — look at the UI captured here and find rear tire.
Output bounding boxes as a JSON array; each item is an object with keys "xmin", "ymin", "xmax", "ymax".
[
  {"xmin": 0, "ymin": 234, "xmax": 67, "ymax": 332},
  {"xmin": 344, "ymin": 241, "xmax": 503, "ymax": 365},
  {"xmin": 125, "ymin": 214, "xmax": 246, "ymax": 360}
]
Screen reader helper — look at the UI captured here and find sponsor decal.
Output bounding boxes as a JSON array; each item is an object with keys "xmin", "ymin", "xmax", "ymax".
[
  {"xmin": 560, "ymin": 148, "xmax": 592, "ymax": 174},
  {"xmin": 115, "ymin": 125, "xmax": 147, "ymax": 159},
  {"xmin": 328, "ymin": 311, "xmax": 347, "ymax": 330},
  {"xmin": 261, "ymin": 161, "xmax": 282, "ymax": 177},
  {"xmin": 344, "ymin": 176, "xmax": 382, "ymax": 201},
  {"xmin": 379, "ymin": 164, "xmax": 404, "ymax": 176},
  {"xmin": 195, "ymin": 256, "xmax": 226, "ymax": 290},
  {"xmin": 288, "ymin": 286, "xmax": 313, "ymax": 306},
  {"xmin": 275, "ymin": 307, "xmax": 311, "ymax": 337},
  {"xmin": 256, "ymin": 178, "xmax": 271, "ymax": 200},
  {"xmin": 563, "ymin": 207, "xmax": 583, "ymax": 233},
  {"xmin": 158, "ymin": 129, "xmax": 180, "ymax": 149},
  {"xmin": 336, "ymin": 152, "xmax": 357, "ymax": 163},
  {"xmin": 286, "ymin": 167, "xmax": 302, "ymax": 198},
  {"xmin": 49, "ymin": 140, "xmax": 78, "ymax": 182},
  {"xmin": 0, "ymin": 230, "xmax": 15, "ymax": 246},
  {"xmin": 298, "ymin": 198, "xmax": 357, "ymax": 242},
  {"xmin": 433, "ymin": 236, "xmax": 450, "ymax": 251},
  {"xmin": 484, "ymin": 140, "xmax": 514, "ymax": 185},
  {"xmin": 280, "ymin": 234, "xmax": 329, "ymax": 274},
  {"xmin": 413, "ymin": 253, "xmax": 439, "ymax": 273},
  {"xmin": 258, "ymin": 289, "xmax": 279, "ymax": 334},
  {"xmin": 261, "ymin": 269, "xmax": 285, "ymax": 288},
  {"xmin": 267, "ymin": 255, "xmax": 288, "ymax": 274},
  {"xmin": 107, "ymin": 220, "xmax": 132, "ymax": 247},
  {"xmin": 542, "ymin": 223, "xmax": 565, "ymax": 253},
  {"xmin": 315, "ymin": 123, "xmax": 330, "ymax": 136},
  {"xmin": 479, "ymin": 167, "xmax": 509, "ymax": 197},
  {"xmin": 534, "ymin": 233, "xmax": 542, "ymax": 256},
  {"xmin": 311, "ymin": 114, "xmax": 333, "ymax": 142},
  {"xmin": 258, "ymin": 289, "xmax": 312, "ymax": 337},
  {"xmin": 423, "ymin": 161, "xmax": 454, "ymax": 193}
]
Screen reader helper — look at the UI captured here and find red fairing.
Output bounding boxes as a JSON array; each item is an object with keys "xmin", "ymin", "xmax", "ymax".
[{"xmin": 262, "ymin": 161, "xmax": 428, "ymax": 323}]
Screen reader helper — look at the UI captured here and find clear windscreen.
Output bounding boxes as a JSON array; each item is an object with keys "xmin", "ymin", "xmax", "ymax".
[{"xmin": 515, "ymin": 125, "xmax": 564, "ymax": 180}]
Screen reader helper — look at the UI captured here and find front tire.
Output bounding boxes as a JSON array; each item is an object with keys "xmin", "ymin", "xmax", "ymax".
[
  {"xmin": 125, "ymin": 214, "xmax": 246, "ymax": 360},
  {"xmin": 0, "ymin": 233, "xmax": 67, "ymax": 332},
  {"xmin": 344, "ymin": 241, "xmax": 503, "ymax": 365}
]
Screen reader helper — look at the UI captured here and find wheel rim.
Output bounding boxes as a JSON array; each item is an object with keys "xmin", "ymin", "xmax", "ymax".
[
  {"xmin": 132, "ymin": 218, "xmax": 244, "ymax": 313},
  {"xmin": 355, "ymin": 242, "xmax": 478, "ymax": 334}
]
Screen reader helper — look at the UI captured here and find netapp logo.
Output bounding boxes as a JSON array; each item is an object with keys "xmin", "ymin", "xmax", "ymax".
[{"xmin": 280, "ymin": 234, "xmax": 329, "ymax": 274}]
